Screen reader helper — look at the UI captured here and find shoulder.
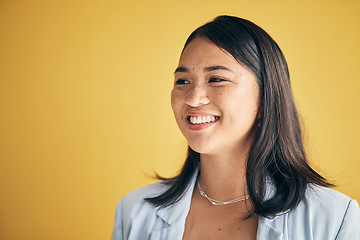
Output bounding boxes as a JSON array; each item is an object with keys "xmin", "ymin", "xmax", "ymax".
[
  {"xmin": 301, "ymin": 185, "xmax": 352, "ymax": 211},
  {"xmin": 117, "ymin": 181, "xmax": 170, "ymax": 220},
  {"xmin": 259, "ymin": 186, "xmax": 360, "ymax": 239},
  {"xmin": 300, "ymin": 185, "xmax": 359, "ymax": 220},
  {"xmin": 111, "ymin": 182, "xmax": 170, "ymax": 240},
  {"xmin": 121, "ymin": 182, "xmax": 169, "ymax": 208},
  {"xmin": 286, "ymin": 185, "xmax": 360, "ymax": 239}
]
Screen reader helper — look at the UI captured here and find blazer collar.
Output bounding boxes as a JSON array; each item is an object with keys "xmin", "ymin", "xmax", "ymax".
[
  {"xmin": 257, "ymin": 214, "xmax": 284, "ymax": 239},
  {"xmin": 256, "ymin": 177, "xmax": 285, "ymax": 239},
  {"xmin": 150, "ymin": 171, "xmax": 198, "ymax": 240},
  {"xmin": 156, "ymin": 171, "xmax": 198, "ymax": 225}
]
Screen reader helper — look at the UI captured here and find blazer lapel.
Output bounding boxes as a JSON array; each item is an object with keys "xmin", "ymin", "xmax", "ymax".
[
  {"xmin": 150, "ymin": 172, "xmax": 198, "ymax": 240},
  {"xmin": 257, "ymin": 214, "xmax": 284, "ymax": 240}
]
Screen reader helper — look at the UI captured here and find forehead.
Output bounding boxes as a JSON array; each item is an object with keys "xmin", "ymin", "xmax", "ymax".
[{"xmin": 179, "ymin": 37, "xmax": 239, "ymax": 68}]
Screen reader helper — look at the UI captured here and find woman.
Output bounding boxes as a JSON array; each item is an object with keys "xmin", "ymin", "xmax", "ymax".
[{"xmin": 112, "ymin": 15, "xmax": 360, "ymax": 240}]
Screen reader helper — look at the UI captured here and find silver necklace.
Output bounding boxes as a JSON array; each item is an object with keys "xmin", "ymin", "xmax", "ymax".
[{"xmin": 197, "ymin": 182, "xmax": 250, "ymax": 206}]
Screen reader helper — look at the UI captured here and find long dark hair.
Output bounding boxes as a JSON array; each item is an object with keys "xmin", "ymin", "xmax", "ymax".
[{"xmin": 145, "ymin": 15, "xmax": 333, "ymax": 217}]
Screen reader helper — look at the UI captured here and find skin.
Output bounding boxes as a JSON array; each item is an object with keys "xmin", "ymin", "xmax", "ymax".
[{"xmin": 171, "ymin": 37, "xmax": 260, "ymax": 240}]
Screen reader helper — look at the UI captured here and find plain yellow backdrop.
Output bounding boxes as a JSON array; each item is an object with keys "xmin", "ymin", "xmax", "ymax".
[{"xmin": 0, "ymin": 0, "xmax": 359, "ymax": 239}]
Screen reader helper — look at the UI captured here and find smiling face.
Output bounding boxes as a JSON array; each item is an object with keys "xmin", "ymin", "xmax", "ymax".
[{"xmin": 171, "ymin": 37, "xmax": 260, "ymax": 156}]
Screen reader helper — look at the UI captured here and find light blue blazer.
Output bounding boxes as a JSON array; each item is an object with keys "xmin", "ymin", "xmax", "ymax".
[{"xmin": 111, "ymin": 173, "xmax": 360, "ymax": 240}]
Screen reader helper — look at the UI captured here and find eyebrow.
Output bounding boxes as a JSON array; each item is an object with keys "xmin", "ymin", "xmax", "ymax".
[
  {"xmin": 174, "ymin": 67, "xmax": 188, "ymax": 73},
  {"xmin": 174, "ymin": 65, "xmax": 234, "ymax": 74}
]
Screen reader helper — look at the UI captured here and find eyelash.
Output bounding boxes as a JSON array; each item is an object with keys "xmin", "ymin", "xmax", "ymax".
[
  {"xmin": 209, "ymin": 77, "xmax": 226, "ymax": 83},
  {"xmin": 175, "ymin": 77, "xmax": 227, "ymax": 85},
  {"xmin": 175, "ymin": 79, "xmax": 190, "ymax": 85}
]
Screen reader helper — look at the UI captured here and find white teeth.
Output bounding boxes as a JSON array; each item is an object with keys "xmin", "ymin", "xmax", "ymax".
[
  {"xmin": 189, "ymin": 116, "xmax": 197, "ymax": 124},
  {"xmin": 189, "ymin": 115, "xmax": 218, "ymax": 124}
]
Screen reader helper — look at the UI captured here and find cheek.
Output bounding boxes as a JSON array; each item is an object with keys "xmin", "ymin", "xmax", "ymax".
[
  {"xmin": 222, "ymin": 91, "xmax": 258, "ymax": 120},
  {"xmin": 170, "ymin": 90, "xmax": 182, "ymax": 116}
]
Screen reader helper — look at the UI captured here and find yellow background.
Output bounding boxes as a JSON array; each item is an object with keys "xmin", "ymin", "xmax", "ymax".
[{"xmin": 0, "ymin": 0, "xmax": 359, "ymax": 239}]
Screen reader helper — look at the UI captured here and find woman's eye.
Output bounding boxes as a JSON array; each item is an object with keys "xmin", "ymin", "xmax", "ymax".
[
  {"xmin": 175, "ymin": 79, "xmax": 190, "ymax": 85},
  {"xmin": 209, "ymin": 78, "xmax": 226, "ymax": 83}
]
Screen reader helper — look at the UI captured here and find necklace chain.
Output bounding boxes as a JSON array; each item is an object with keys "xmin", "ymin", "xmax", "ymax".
[{"xmin": 197, "ymin": 182, "xmax": 250, "ymax": 206}]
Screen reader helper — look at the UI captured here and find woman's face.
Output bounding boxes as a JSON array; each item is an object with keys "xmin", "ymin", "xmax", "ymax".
[{"xmin": 171, "ymin": 37, "xmax": 260, "ymax": 156}]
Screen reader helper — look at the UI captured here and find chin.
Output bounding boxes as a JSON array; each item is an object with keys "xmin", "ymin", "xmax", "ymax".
[{"xmin": 188, "ymin": 142, "xmax": 215, "ymax": 155}]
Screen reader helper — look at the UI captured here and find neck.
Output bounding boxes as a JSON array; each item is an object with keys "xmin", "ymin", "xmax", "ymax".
[{"xmin": 198, "ymin": 150, "xmax": 248, "ymax": 202}]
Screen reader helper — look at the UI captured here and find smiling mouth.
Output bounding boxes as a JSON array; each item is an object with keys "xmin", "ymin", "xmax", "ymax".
[{"xmin": 187, "ymin": 115, "xmax": 220, "ymax": 124}]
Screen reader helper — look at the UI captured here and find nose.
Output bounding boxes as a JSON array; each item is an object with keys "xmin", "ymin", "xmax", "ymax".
[{"xmin": 185, "ymin": 84, "xmax": 210, "ymax": 107}]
